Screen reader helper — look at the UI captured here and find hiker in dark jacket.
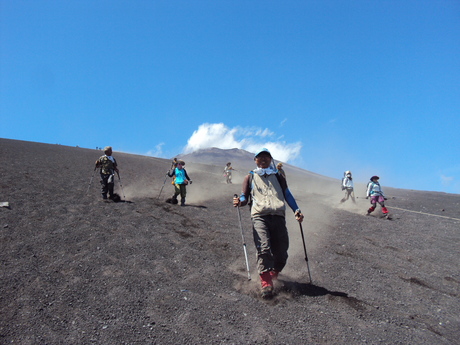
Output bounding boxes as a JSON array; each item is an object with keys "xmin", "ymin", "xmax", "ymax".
[
  {"xmin": 233, "ymin": 148, "xmax": 304, "ymax": 299},
  {"xmin": 95, "ymin": 146, "xmax": 119, "ymax": 200}
]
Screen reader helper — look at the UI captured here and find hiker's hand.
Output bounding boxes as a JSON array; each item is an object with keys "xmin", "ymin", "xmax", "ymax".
[
  {"xmin": 384, "ymin": 197, "xmax": 387, "ymax": 200},
  {"xmin": 366, "ymin": 196, "xmax": 369, "ymax": 199},
  {"xmin": 189, "ymin": 180, "xmax": 193, "ymax": 185},
  {"xmin": 295, "ymin": 210, "xmax": 304, "ymax": 223},
  {"xmin": 233, "ymin": 196, "xmax": 240, "ymax": 207}
]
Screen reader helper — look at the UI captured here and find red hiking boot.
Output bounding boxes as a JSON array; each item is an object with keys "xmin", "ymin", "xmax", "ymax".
[
  {"xmin": 260, "ymin": 271, "xmax": 273, "ymax": 299},
  {"xmin": 270, "ymin": 270, "xmax": 280, "ymax": 281},
  {"xmin": 382, "ymin": 207, "xmax": 389, "ymax": 214}
]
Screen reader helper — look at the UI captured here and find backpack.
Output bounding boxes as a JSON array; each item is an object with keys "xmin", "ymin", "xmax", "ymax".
[{"xmin": 99, "ymin": 156, "xmax": 116, "ymax": 175}]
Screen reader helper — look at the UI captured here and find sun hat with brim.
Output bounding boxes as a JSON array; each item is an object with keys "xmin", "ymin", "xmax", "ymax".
[
  {"xmin": 370, "ymin": 175, "xmax": 379, "ymax": 181},
  {"xmin": 254, "ymin": 148, "xmax": 272, "ymax": 159}
]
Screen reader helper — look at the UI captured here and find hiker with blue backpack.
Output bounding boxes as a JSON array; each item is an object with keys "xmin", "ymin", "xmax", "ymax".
[{"xmin": 233, "ymin": 148, "xmax": 304, "ymax": 299}]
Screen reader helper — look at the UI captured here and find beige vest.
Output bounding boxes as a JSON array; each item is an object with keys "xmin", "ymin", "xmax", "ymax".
[{"xmin": 251, "ymin": 173, "xmax": 286, "ymax": 217}]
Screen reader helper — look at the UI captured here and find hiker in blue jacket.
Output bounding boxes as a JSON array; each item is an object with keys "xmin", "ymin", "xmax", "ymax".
[{"xmin": 167, "ymin": 160, "xmax": 192, "ymax": 206}]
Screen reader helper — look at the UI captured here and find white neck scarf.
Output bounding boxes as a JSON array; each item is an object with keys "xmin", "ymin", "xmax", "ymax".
[{"xmin": 253, "ymin": 167, "xmax": 277, "ymax": 176}]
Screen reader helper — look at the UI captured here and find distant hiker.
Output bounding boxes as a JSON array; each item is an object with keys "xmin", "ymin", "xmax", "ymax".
[
  {"xmin": 340, "ymin": 171, "xmax": 355, "ymax": 203},
  {"xmin": 233, "ymin": 148, "xmax": 304, "ymax": 299},
  {"xmin": 95, "ymin": 146, "xmax": 119, "ymax": 200},
  {"xmin": 167, "ymin": 160, "xmax": 192, "ymax": 206},
  {"xmin": 366, "ymin": 176, "xmax": 389, "ymax": 216},
  {"xmin": 223, "ymin": 162, "xmax": 236, "ymax": 184},
  {"xmin": 277, "ymin": 162, "xmax": 286, "ymax": 180}
]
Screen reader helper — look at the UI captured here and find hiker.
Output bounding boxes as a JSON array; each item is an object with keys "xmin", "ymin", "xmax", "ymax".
[
  {"xmin": 95, "ymin": 146, "xmax": 119, "ymax": 200},
  {"xmin": 340, "ymin": 171, "xmax": 355, "ymax": 203},
  {"xmin": 233, "ymin": 148, "xmax": 304, "ymax": 298},
  {"xmin": 223, "ymin": 162, "xmax": 235, "ymax": 184},
  {"xmin": 167, "ymin": 160, "xmax": 192, "ymax": 206},
  {"xmin": 366, "ymin": 176, "xmax": 389, "ymax": 215},
  {"xmin": 277, "ymin": 162, "xmax": 286, "ymax": 179}
]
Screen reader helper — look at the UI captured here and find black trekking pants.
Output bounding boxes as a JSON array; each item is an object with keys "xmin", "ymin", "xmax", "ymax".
[
  {"xmin": 100, "ymin": 173, "xmax": 115, "ymax": 197},
  {"xmin": 252, "ymin": 215, "xmax": 289, "ymax": 274}
]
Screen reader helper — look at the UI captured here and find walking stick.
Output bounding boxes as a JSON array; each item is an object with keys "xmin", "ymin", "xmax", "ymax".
[
  {"xmin": 86, "ymin": 166, "xmax": 97, "ymax": 195},
  {"xmin": 158, "ymin": 161, "xmax": 176, "ymax": 199},
  {"xmin": 234, "ymin": 194, "xmax": 251, "ymax": 281},
  {"xmin": 158, "ymin": 173, "xmax": 169, "ymax": 200},
  {"xmin": 299, "ymin": 222, "xmax": 313, "ymax": 284},
  {"xmin": 116, "ymin": 171, "xmax": 126, "ymax": 200}
]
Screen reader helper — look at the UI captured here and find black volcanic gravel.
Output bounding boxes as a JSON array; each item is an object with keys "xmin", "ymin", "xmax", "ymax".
[{"xmin": 1, "ymin": 138, "xmax": 459, "ymax": 344}]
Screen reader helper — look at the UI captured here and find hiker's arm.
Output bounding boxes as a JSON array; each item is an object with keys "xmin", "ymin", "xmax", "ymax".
[
  {"xmin": 285, "ymin": 188, "xmax": 304, "ymax": 222},
  {"xmin": 185, "ymin": 171, "xmax": 192, "ymax": 183},
  {"xmin": 284, "ymin": 188, "xmax": 300, "ymax": 212},
  {"xmin": 235, "ymin": 175, "xmax": 251, "ymax": 207},
  {"xmin": 366, "ymin": 183, "xmax": 372, "ymax": 197}
]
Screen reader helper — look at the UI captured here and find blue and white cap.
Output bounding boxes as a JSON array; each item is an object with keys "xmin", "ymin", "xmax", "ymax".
[{"xmin": 254, "ymin": 148, "xmax": 272, "ymax": 159}]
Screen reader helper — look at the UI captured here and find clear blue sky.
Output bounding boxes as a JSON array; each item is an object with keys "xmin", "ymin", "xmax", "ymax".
[{"xmin": 1, "ymin": 1, "xmax": 459, "ymax": 194}]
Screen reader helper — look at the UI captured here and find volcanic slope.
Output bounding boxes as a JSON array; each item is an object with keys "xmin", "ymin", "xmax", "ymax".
[{"xmin": 1, "ymin": 138, "xmax": 459, "ymax": 344}]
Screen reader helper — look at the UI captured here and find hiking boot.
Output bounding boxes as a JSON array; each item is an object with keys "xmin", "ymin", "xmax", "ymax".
[
  {"xmin": 102, "ymin": 194, "xmax": 108, "ymax": 200},
  {"xmin": 180, "ymin": 198, "xmax": 186, "ymax": 206},
  {"xmin": 270, "ymin": 270, "xmax": 280, "ymax": 281},
  {"xmin": 382, "ymin": 207, "xmax": 389, "ymax": 214},
  {"xmin": 260, "ymin": 271, "xmax": 274, "ymax": 299},
  {"xmin": 261, "ymin": 286, "xmax": 274, "ymax": 299}
]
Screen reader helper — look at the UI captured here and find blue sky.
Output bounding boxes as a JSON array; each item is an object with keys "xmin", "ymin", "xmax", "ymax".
[{"xmin": 1, "ymin": 1, "xmax": 459, "ymax": 194}]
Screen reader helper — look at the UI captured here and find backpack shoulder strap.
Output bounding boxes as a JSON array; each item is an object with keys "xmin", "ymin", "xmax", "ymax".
[{"xmin": 275, "ymin": 172, "xmax": 287, "ymax": 198}]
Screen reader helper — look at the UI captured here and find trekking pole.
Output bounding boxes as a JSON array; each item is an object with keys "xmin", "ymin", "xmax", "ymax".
[
  {"xmin": 158, "ymin": 173, "xmax": 169, "ymax": 199},
  {"xmin": 86, "ymin": 166, "xmax": 97, "ymax": 195},
  {"xmin": 298, "ymin": 222, "xmax": 313, "ymax": 284},
  {"xmin": 116, "ymin": 171, "xmax": 126, "ymax": 200},
  {"xmin": 234, "ymin": 194, "xmax": 251, "ymax": 281}
]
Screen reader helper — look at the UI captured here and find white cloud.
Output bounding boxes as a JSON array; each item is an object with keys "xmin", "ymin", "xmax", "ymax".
[
  {"xmin": 184, "ymin": 123, "xmax": 302, "ymax": 163},
  {"xmin": 440, "ymin": 174, "xmax": 454, "ymax": 185},
  {"xmin": 280, "ymin": 118, "xmax": 288, "ymax": 127},
  {"xmin": 146, "ymin": 142, "xmax": 165, "ymax": 157}
]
